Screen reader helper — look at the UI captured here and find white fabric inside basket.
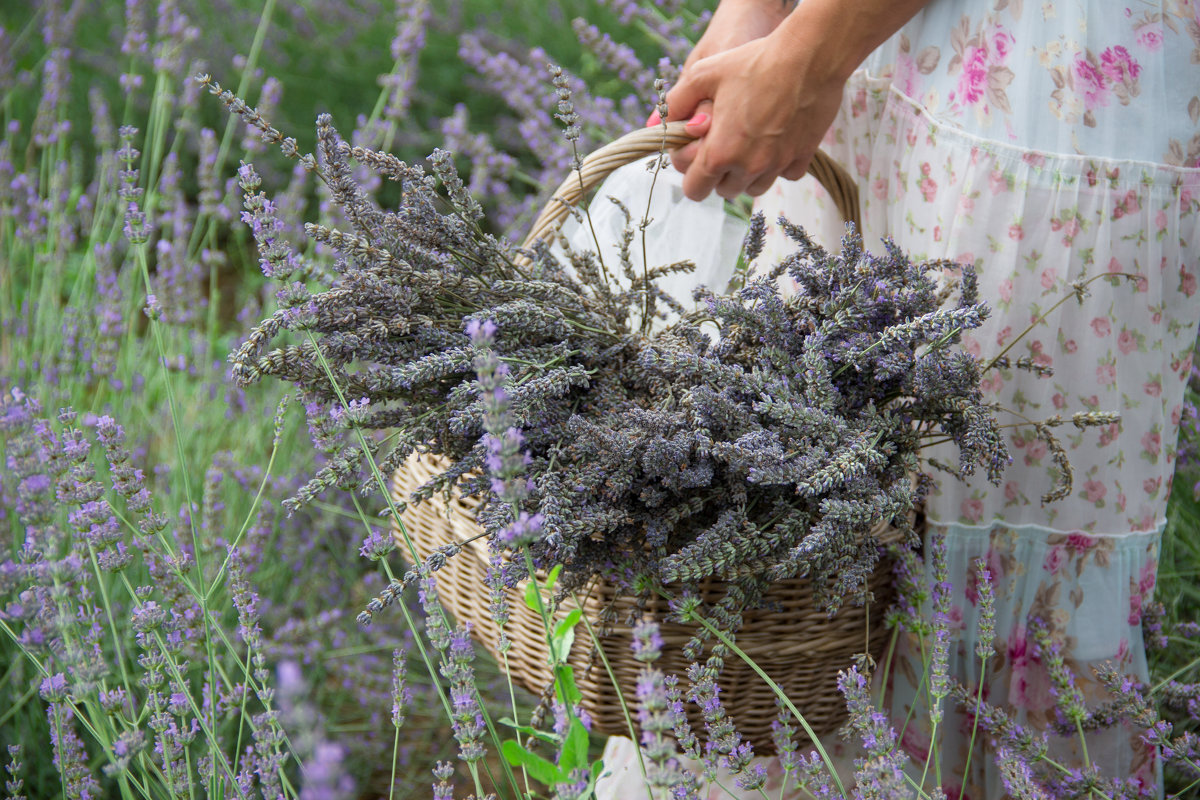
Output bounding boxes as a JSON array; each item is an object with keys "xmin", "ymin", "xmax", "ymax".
[{"xmin": 555, "ymin": 158, "xmax": 748, "ymax": 329}]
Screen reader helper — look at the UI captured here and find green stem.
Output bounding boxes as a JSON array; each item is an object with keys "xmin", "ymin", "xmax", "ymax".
[{"xmin": 665, "ymin": 592, "xmax": 847, "ymax": 799}]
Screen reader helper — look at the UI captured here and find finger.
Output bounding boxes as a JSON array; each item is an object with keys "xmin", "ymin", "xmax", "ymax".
[
  {"xmin": 780, "ymin": 159, "xmax": 809, "ymax": 181},
  {"xmin": 663, "ymin": 58, "xmax": 716, "ymax": 122},
  {"xmin": 716, "ymin": 169, "xmax": 753, "ymax": 200},
  {"xmin": 681, "ymin": 142, "xmax": 728, "ymax": 202},
  {"xmin": 777, "ymin": 153, "xmax": 816, "ymax": 181},
  {"xmin": 745, "ymin": 171, "xmax": 778, "ymax": 197},
  {"xmin": 671, "ymin": 139, "xmax": 702, "ymax": 174}
]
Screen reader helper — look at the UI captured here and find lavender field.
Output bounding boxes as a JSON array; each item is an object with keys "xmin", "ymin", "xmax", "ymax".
[{"xmin": 1, "ymin": 1, "xmax": 1199, "ymax": 799}]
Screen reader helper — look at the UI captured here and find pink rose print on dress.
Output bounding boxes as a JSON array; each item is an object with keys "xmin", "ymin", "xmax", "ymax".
[
  {"xmin": 948, "ymin": 19, "xmax": 1014, "ymax": 115},
  {"xmin": 1029, "ymin": 340, "xmax": 1052, "ymax": 367},
  {"xmin": 1112, "ymin": 189, "xmax": 1141, "ymax": 220},
  {"xmin": 1024, "ymin": 437, "xmax": 1048, "ymax": 466},
  {"xmin": 1100, "ymin": 46, "xmax": 1140, "ymax": 82},
  {"xmin": 961, "ymin": 497, "xmax": 984, "ymax": 523},
  {"xmin": 1043, "ymin": 545, "xmax": 1067, "ymax": 573},
  {"xmin": 1141, "ymin": 430, "xmax": 1161, "ymax": 458},
  {"xmin": 998, "ymin": 278, "xmax": 1014, "ymax": 302},
  {"xmin": 1004, "ymin": 480, "xmax": 1020, "ymax": 502},
  {"xmin": 1099, "ymin": 45, "xmax": 1141, "ymax": 102},
  {"xmin": 989, "ymin": 168, "xmax": 1009, "ymax": 195},
  {"xmin": 900, "ymin": 725, "xmax": 931, "ymax": 763},
  {"xmin": 1053, "ymin": 392, "xmax": 1067, "ymax": 409},
  {"xmin": 1099, "ymin": 422, "xmax": 1120, "ymax": 447},
  {"xmin": 872, "ymin": 177, "xmax": 889, "ymax": 202},
  {"xmin": 1040, "ymin": 268, "xmax": 1058, "ymax": 290},
  {"xmin": 850, "ymin": 87, "xmax": 867, "ymax": 118},
  {"xmin": 992, "ymin": 27, "xmax": 1013, "ymax": 59},
  {"xmin": 1139, "ymin": 559, "xmax": 1157, "ymax": 596},
  {"xmin": 1063, "ymin": 338, "xmax": 1078, "ymax": 354},
  {"xmin": 980, "ymin": 372, "xmax": 1004, "ymax": 394},
  {"xmin": 1117, "ymin": 328, "xmax": 1140, "ymax": 355},
  {"xmin": 1090, "ymin": 316, "xmax": 1112, "ymax": 337},
  {"xmin": 1136, "ymin": 22, "xmax": 1164, "ymax": 52},
  {"xmin": 1066, "ymin": 532, "xmax": 1096, "ymax": 552},
  {"xmin": 1083, "ymin": 479, "xmax": 1107, "ymax": 504},
  {"xmin": 1073, "ymin": 54, "xmax": 1110, "ymax": 110},
  {"xmin": 919, "ymin": 162, "xmax": 938, "ymax": 201},
  {"xmin": 1144, "ymin": 377, "xmax": 1162, "ymax": 397},
  {"xmin": 1096, "ymin": 361, "xmax": 1117, "ymax": 386},
  {"xmin": 1180, "ymin": 268, "xmax": 1197, "ymax": 298},
  {"xmin": 855, "ymin": 153, "xmax": 871, "ymax": 178},
  {"xmin": 956, "ymin": 45, "xmax": 990, "ymax": 106},
  {"xmin": 1008, "ymin": 223, "xmax": 1024, "ymax": 240},
  {"xmin": 1008, "ymin": 625, "xmax": 1053, "ymax": 711}
]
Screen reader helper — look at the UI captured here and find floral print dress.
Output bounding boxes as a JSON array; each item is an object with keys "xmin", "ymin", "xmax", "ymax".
[{"xmin": 598, "ymin": 1, "xmax": 1200, "ymax": 798}]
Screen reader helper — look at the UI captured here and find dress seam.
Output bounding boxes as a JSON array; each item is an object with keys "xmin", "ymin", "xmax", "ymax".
[{"xmin": 847, "ymin": 68, "xmax": 1200, "ymax": 188}]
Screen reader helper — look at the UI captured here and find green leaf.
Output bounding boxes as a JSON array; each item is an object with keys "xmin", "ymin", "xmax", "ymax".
[
  {"xmin": 496, "ymin": 717, "xmax": 558, "ymax": 745},
  {"xmin": 561, "ymin": 718, "xmax": 590, "ymax": 774},
  {"xmin": 553, "ymin": 608, "xmax": 582, "ymax": 639},
  {"xmin": 554, "ymin": 663, "xmax": 583, "ymax": 707},
  {"xmin": 502, "ymin": 739, "xmax": 563, "ymax": 786},
  {"xmin": 545, "ymin": 563, "xmax": 562, "ymax": 593},
  {"xmin": 524, "ymin": 564, "xmax": 563, "ymax": 612},
  {"xmin": 586, "ymin": 759, "xmax": 607, "ymax": 798},
  {"xmin": 550, "ymin": 608, "xmax": 582, "ymax": 663}
]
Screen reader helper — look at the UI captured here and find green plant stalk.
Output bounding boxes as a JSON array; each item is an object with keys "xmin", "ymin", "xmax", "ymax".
[
  {"xmin": 668, "ymin": 594, "xmax": 847, "ymax": 798},
  {"xmin": 83, "ymin": 542, "xmax": 138, "ymax": 719},
  {"xmin": 150, "ymin": 629, "xmax": 255, "ymax": 799},
  {"xmin": 957, "ymin": 654, "xmax": 987, "ymax": 789},
  {"xmin": 184, "ymin": 0, "xmax": 278, "ymax": 262},
  {"xmin": 109, "ymin": 564, "xmax": 300, "ymax": 792},
  {"xmin": 498, "ymin": 645, "xmax": 533, "ymax": 797},
  {"xmin": 203, "ymin": 415, "xmax": 285, "ymax": 604},
  {"xmin": 0, "ymin": 618, "xmax": 153, "ymax": 800},
  {"xmin": 570, "ymin": 590, "xmax": 651, "ymax": 790}
]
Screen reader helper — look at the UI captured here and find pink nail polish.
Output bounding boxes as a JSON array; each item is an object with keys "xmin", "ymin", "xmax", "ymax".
[
  {"xmin": 645, "ymin": 110, "xmax": 662, "ymax": 127},
  {"xmin": 686, "ymin": 112, "xmax": 709, "ymax": 127}
]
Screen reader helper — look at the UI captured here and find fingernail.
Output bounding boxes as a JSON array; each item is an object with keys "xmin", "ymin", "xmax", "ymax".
[
  {"xmin": 685, "ymin": 112, "xmax": 709, "ymax": 127},
  {"xmin": 645, "ymin": 110, "xmax": 661, "ymax": 127}
]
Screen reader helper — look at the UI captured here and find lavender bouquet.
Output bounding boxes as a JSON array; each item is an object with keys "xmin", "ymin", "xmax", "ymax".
[{"xmin": 218, "ymin": 77, "xmax": 1008, "ymax": 628}]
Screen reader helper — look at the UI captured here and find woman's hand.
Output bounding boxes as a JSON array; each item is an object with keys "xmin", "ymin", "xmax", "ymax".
[
  {"xmin": 649, "ymin": 1, "xmax": 793, "ymax": 178},
  {"xmin": 665, "ymin": 26, "xmax": 846, "ymax": 201},
  {"xmin": 665, "ymin": 0, "xmax": 932, "ymax": 202}
]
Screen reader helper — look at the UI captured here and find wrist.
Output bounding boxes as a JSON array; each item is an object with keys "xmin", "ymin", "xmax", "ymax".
[
  {"xmin": 773, "ymin": 0, "xmax": 929, "ymax": 84},
  {"xmin": 716, "ymin": 0, "xmax": 793, "ymax": 27}
]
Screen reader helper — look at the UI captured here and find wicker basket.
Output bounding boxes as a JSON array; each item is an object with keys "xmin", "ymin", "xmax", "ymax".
[
  {"xmin": 391, "ymin": 457, "xmax": 903, "ymax": 754},
  {"xmin": 389, "ymin": 125, "xmax": 903, "ymax": 753}
]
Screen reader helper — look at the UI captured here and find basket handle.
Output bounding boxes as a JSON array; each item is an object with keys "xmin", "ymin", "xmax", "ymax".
[{"xmin": 519, "ymin": 121, "xmax": 861, "ymax": 253}]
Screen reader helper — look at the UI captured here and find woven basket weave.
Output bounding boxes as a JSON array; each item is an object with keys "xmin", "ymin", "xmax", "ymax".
[{"xmin": 389, "ymin": 125, "xmax": 902, "ymax": 753}]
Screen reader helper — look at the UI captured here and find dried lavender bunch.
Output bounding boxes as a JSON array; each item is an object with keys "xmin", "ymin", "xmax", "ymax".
[{"xmin": 228, "ymin": 108, "xmax": 1005, "ymax": 626}]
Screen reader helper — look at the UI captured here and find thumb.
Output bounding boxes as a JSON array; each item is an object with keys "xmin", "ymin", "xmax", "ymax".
[{"xmin": 664, "ymin": 60, "xmax": 716, "ymax": 123}]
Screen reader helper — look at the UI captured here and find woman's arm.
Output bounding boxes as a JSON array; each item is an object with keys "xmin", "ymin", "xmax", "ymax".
[{"xmin": 665, "ymin": 0, "xmax": 932, "ymax": 201}]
